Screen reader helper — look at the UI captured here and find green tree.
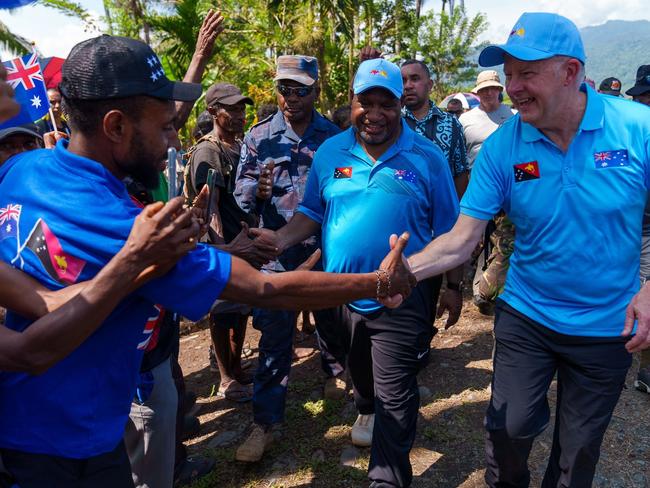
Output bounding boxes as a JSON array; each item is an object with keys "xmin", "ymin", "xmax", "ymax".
[{"xmin": 415, "ymin": 6, "xmax": 488, "ymax": 100}]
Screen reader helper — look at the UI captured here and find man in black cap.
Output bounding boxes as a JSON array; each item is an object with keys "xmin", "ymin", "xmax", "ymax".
[
  {"xmin": 598, "ymin": 77, "xmax": 623, "ymax": 97},
  {"xmin": 0, "ymin": 35, "xmax": 414, "ymax": 488},
  {"xmin": 0, "ymin": 124, "xmax": 43, "ymax": 166},
  {"xmin": 626, "ymin": 65, "xmax": 650, "ymax": 106},
  {"xmin": 184, "ymin": 82, "xmax": 263, "ymax": 403}
]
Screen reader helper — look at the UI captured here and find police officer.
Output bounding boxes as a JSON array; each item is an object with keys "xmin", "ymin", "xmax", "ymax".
[{"xmin": 233, "ymin": 55, "xmax": 342, "ymax": 462}]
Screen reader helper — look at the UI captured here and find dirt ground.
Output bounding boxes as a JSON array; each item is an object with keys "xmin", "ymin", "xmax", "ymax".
[{"xmin": 178, "ymin": 298, "xmax": 650, "ymax": 488}]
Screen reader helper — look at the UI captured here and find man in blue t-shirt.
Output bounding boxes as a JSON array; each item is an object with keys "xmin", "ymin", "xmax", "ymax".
[
  {"xmin": 408, "ymin": 13, "xmax": 650, "ymax": 487},
  {"xmin": 250, "ymin": 58, "xmax": 459, "ymax": 488},
  {"xmin": 0, "ymin": 35, "xmax": 415, "ymax": 488}
]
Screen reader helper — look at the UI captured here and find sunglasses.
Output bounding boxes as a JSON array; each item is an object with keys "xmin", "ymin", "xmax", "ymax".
[{"xmin": 277, "ymin": 84, "xmax": 313, "ymax": 98}]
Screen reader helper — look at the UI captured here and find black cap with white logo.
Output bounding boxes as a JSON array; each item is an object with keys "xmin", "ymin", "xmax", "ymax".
[{"xmin": 59, "ymin": 35, "xmax": 201, "ymax": 102}]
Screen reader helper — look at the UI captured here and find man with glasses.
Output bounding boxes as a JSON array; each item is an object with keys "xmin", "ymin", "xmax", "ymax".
[{"xmin": 234, "ymin": 55, "xmax": 341, "ymax": 462}]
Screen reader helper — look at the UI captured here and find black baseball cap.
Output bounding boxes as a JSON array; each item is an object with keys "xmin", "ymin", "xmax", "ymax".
[
  {"xmin": 0, "ymin": 124, "xmax": 42, "ymax": 143},
  {"xmin": 626, "ymin": 65, "xmax": 650, "ymax": 97},
  {"xmin": 598, "ymin": 77, "xmax": 622, "ymax": 96},
  {"xmin": 59, "ymin": 35, "xmax": 201, "ymax": 102}
]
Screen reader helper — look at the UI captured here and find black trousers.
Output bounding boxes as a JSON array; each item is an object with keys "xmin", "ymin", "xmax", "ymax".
[
  {"xmin": 319, "ymin": 282, "xmax": 434, "ymax": 488},
  {"xmin": 1, "ymin": 441, "xmax": 134, "ymax": 488},
  {"xmin": 485, "ymin": 300, "xmax": 632, "ymax": 488}
]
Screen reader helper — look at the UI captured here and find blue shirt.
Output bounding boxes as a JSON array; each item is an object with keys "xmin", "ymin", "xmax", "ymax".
[
  {"xmin": 298, "ymin": 122, "xmax": 459, "ymax": 313},
  {"xmin": 0, "ymin": 141, "xmax": 231, "ymax": 458},
  {"xmin": 461, "ymin": 85, "xmax": 650, "ymax": 337}
]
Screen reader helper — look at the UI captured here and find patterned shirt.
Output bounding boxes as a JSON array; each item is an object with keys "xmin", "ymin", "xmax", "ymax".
[{"xmin": 403, "ymin": 101, "xmax": 468, "ymax": 178}]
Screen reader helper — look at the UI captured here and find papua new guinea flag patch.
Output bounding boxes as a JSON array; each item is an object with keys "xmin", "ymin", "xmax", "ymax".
[
  {"xmin": 334, "ymin": 167, "xmax": 352, "ymax": 178},
  {"xmin": 513, "ymin": 161, "xmax": 540, "ymax": 182}
]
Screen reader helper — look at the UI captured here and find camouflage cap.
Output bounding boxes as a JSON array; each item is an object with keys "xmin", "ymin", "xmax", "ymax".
[{"xmin": 274, "ymin": 55, "xmax": 318, "ymax": 86}]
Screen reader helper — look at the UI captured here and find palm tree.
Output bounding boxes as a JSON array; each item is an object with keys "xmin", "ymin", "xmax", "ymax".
[{"xmin": 1, "ymin": 0, "xmax": 93, "ymax": 56}]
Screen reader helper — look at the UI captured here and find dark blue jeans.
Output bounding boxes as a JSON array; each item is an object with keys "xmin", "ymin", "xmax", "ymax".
[{"xmin": 252, "ymin": 308, "xmax": 296, "ymax": 426}]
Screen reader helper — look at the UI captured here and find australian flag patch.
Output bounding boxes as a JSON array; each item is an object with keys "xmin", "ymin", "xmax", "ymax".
[
  {"xmin": 394, "ymin": 169, "xmax": 417, "ymax": 183},
  {"xmin": 593, "ymin": 150, "xmax": 629, "ymax": 169},
  {"xmin": 513, "ymin": 161, "xmax": 540, "ymax": 182}
]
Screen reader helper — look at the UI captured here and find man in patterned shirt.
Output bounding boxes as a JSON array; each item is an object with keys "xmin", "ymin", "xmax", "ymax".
[{"xmin": 401, "ymin": 59, "xmax": 469, "ymax": 199}]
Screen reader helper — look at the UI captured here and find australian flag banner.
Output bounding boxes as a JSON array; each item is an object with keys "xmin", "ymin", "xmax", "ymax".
[
  {"xmin": 0, "ymin": 53, "xmax": 49, "ymax": 129},
  {"xmin": 0, "ymin": 1, "xmax": 36, "ymax": 9}
]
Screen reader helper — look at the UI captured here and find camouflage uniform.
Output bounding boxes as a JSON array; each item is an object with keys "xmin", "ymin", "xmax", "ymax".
[
  {"xmin": 234, "ymin": 109, "xmax": 340, "ymax": 426},
  {"xmin": 473, "ymin": 211, "xmax": 515, "ymax": 304}
]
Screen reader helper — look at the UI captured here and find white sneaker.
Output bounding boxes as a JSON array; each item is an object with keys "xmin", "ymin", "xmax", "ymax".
[{"xmin": 351, "ymin": 413, "xmax": 374, "ymax": 447}]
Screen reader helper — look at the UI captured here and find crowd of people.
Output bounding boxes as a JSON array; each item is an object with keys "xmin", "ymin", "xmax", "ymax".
[{"xmin": 1, "ymin": 8, "xmax": 650, "ymax": 488}]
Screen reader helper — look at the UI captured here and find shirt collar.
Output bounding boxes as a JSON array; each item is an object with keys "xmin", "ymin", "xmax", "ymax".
[
  {"xmin": 520, "ymin": 83, "xmax": 604, "ymax": 143},
  {"xmin": 53, "ymin": 139, "xmax": 130, "ymax": 197},
  {"xmin": 402, "ymin": 100, "xmax": 442, "ymax": 123},
  {"xmin": 269, "ymin": 109, "xmax": 330, "ymax": 137}
]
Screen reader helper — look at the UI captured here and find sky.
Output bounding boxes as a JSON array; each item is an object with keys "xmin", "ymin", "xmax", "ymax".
[{"xmin": 1, "ymin": 0, "xmax": 650, "ymax": 60}]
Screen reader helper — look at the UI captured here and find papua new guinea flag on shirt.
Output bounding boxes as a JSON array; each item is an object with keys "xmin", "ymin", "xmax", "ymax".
[{"xmin": 23, "ymin": 218, "xmax": 86, "ymax": 284}]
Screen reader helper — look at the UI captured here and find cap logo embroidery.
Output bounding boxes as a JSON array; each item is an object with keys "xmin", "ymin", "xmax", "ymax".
[
  {"xmin": 509, "ymin": 26, "xmax": 525, "ymax": 37},
  {"xmin": 610, "ymin": 80, "xmax": 621, "ymax": 90},
  {"xmin": 369, "ymin": 69, "xmax": 388, "ymax": 78},
  {"xmin": 147, "ymin": 55, "xmax": 165, "ymax": 82},
  {"xmin": 645, "ymin": 75, "xmax": 650, "ymax": 84}
]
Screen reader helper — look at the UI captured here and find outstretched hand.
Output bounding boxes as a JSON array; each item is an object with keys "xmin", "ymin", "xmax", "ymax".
[
  {"xmin": 296, "ymin": 249, "xmax": 321, "ymax": 271},
  {"xmin": 226, "ymin": 221, "xmax": 276, "ymax": 269},
  {"xmin": 378, "ymin": 232, "xmax": 417, "ymax": 308},
  {"xmin": 128, "ymin": 197, "xmax": 200, "ymax": 284},
  {"xmin": 622, "ymin": 285, "xmax": 650, "ymax": 352}
]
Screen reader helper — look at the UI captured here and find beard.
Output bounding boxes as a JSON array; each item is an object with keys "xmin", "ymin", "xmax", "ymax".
[{"xmin": 121, "ymin": 134, "xmax": 165, "ymax": 190}]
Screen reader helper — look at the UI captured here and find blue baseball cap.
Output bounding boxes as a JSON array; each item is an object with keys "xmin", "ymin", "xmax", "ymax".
[
  {"xmin": 479, "ymin": 12, "xmax": 586, "ymax": 67},
  {"xmin": 353, "ymin": 59, "xmax": 403, "ymax": 99}
]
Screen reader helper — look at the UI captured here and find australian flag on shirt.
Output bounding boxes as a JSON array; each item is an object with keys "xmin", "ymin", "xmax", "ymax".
[
  {"xmin": 593, "ymin": 149, "xmax": 629, "ymax": 169},
  {"xmin": 0, "ymin": 53, "xmax": 49, "ymax": 129}
]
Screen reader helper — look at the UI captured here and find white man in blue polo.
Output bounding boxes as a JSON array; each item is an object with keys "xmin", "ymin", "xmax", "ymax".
[{"xmin": 407, "ymin": 12, "xmax": 650, "ymax": 487}]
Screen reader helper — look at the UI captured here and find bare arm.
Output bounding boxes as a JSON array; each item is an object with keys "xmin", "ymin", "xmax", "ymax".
[
  {"xmin": 174, "ymin": 10, "xmax": 225, "ymax": 130},
  {"xmin": 0, "ymin": 198, "xmax": 199, "ymax": 374},
  {"xmin": 220, "ymin": 232, "xmax": 416, "ymax": 310},
  {"xmin": 248, "ymin": 213, "xmax": 322, "ymax": 256},
  {"xmin": 409, "ymin": 214, "xmax": 487, "ymax": 282}
]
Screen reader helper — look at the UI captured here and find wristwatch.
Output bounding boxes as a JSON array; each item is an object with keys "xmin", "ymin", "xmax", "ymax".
[{"xmin": 446, "ymin": 280, "xmax": 464, "ymax": 292}]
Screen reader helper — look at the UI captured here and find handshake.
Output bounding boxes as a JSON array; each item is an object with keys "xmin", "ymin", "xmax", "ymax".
[{"xmin": 247, "ymin": 227, "xmax": 418, "ymax": 309}]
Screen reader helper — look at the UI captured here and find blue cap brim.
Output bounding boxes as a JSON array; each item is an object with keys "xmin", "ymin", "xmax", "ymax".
[
  {"xmin": 478, "ymin": 44, "xmax": 555, "ymax": 67},
  {"xmin": 354, "ymin": 83, "xmax": 401, "ymax": 99}
]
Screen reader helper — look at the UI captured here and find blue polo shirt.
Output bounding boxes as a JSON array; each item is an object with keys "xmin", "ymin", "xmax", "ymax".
[
  {"xmin": 0, "ymin": 141, "xmax": 231, "ymax": 458},
  {"xmin": 462, "ymin": 85, "xmax": 650, "ymax": 337},
  {"xmin": 298, "ymin": 121, "xmax": 459, "ymax": 313}
]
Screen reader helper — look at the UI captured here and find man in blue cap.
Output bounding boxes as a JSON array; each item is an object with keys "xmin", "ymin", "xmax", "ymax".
[
  {"xmin": 250, "ymin": 57, "xmax": 459, "ymax": 487},
  {"xmin": 406, "ymin": 12, "xmax": 650, "ymax": 487}
]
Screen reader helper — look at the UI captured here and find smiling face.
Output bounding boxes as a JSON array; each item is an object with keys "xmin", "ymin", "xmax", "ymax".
[
  {"xmin": 351, "ymin": 87, "xmax": 402, "ymax": 150},
  {"xmin": 504, "ymin": 55, "xmax": 582, "ymax": 130}
]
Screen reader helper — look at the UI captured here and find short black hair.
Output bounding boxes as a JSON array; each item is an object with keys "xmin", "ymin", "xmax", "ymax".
[
  {"xmin": 62, "ymin": 95, "xmax": 149, "ymax": 135},
  {"xmin": 331, "ymin": 105, "xmax": 351, "ymax": 130},
  {"xmin": 401, "ymin": 59, "xmax": 431, "ymax": 79},
  {"xmin": 257, "ymin": 103, "xmax": 278, "ymax": 121},
  {"xmin": 193, "ymin": 110, "xmax": 213, "ymax": 140}
]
